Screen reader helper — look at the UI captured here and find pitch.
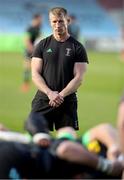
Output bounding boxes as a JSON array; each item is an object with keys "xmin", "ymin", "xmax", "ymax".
[{"xmin": 0, "ymin": 51, "xmax": 123, "ymax": 135}]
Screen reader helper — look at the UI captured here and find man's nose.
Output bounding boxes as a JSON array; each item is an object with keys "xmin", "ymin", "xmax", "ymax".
[{"xmin": 56, "ymin": 21, "xmax": 61, "ymax": 27}]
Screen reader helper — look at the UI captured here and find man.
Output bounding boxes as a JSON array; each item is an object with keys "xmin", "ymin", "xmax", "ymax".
[
  {"xmin": 117, "ymin": 94, "xmax": 124, "ymax": 153},
  {"xmin": 21, "ymin": 14, "xmax": 42, "ymax": 92},
  {"xmin": 26, "ymin": 7, "xmax": 88, "ymax": 132}
]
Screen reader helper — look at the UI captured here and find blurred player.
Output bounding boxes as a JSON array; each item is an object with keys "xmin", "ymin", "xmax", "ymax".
[
  {"xmin": 0, "ymin": 120, "xmax": 123, "ymax": 179},
  {"xmin": 55, "ymin": 126, "xmax": 123, "ymax": 178},
  {"xmin": 68, "ymin": 14, "xmax": 80, "ymax": 40},
  {"xmin": 120, "ymin": 26, "xmax": 124, "ymax": 61},
  {"xmin": 25, "ymin": 110, "xmax": 123, "ymax": 164},
  {"xmin": 0, "ymin": 132, "xmax": 123, "ymax": 179},
  {"xmin": 117, "ymin": 93, "xmax": 124, "ymax": 153},
  {"xmin": 0, "ymin": 113, "xmax": 50, "ymax": 146},
  {"xmin": 21, "ymin": 14, "xmax": 42, "ymax": 92},
  {"xmin": 23, "ymin": 122, "xmax": 124, "ymax": 178},
  {"xmin": 80, "ymin": 123, "xmax": 121, "ymax": 161},
  {"xmin": 27, "ymin": 7, "xmax": 88, "ymax": 132}
]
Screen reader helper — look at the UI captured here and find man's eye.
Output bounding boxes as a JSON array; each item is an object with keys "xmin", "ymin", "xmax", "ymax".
[
  {"xmin": 52, "ymin": 20, "xmax": 63, "ymax": 23},
  {"xmin": 58, "ymin": 20, "xmax": 63, "ymax": 23}
]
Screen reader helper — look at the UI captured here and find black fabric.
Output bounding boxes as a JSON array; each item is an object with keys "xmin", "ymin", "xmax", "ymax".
[
  {"xmin": 32, "ymin": 35, "xmax": 88, "ymax": 100},
  {"xmin": 25, "ymin": 111, "xmax": 49, "ymax": 135},
  {"xmin": 24, "ymin": 26, "xmax": 40, "ymax": 59},
  {"xmin": 0, "ymin": 141, "xmax": 51, "ymax": 179},
  {"xmin": 31, "ymin": 99, "xmax": 78, "ymax": 131},
  {"xmin": 0, "ymin": 141, "xmax": 34, "ymax": 179}
]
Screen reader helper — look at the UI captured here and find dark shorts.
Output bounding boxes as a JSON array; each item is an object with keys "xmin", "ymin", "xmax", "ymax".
[
  {"xmin": 44, "ymin": 100, "xmax": 78, "ymax": 131},
  {"xmin": 28, "ymin": 98, "xmax": 79, "ymax": 131}
]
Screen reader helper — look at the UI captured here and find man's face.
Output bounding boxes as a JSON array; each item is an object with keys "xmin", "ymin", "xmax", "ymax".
[{"xmin": 49, "ymin": 13, "xmax": 68, "ymax": 36}]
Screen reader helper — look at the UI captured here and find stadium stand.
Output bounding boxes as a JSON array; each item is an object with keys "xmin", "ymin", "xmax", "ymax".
[
  {"xmin": 97, "ymin": 0, "xmax": 123, "ymax": 10},
  {"xmin": 0, "ymin": 0, "xmax": 121, "ymax": 51},
  {"xmin": 0, "ymin": 0, "xmax": 119, "ymax": 36},
  {"xmin": 97, "ymin": 0, "xmax": 124, "ymax": 27}
]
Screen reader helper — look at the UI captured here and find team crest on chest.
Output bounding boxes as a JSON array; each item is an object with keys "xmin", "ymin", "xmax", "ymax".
[{"xmin": 65, "ymin": 48, "xmax": 71, "ymax": 56}]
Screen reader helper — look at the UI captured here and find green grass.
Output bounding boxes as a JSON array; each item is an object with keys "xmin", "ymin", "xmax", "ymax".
[{"xmin": 0, "ymin": 51, "xmax": 124, "ymax": 135}]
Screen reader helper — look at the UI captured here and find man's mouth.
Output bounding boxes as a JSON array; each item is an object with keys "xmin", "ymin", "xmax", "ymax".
[{"xmin": 56, "ymin": 29, "xmax": 62, "ymax": 32}]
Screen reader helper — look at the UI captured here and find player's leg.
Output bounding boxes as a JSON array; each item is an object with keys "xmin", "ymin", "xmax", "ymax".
[
  {"xmin": 117, "ymin": 100, "xmax": 124, "ymax": 153},
  {"xmin": 21, "ymin": 51, "xmax": 31, "ymax": 92},
  {"xmin": 24, "ymin": 59, "xmax": 31, "ymax": 82},
  {"xmin": 52, "ymin": 140, "xmax": 123, "ymax": 178},
  {"xmin": 25, "ymin": 111, "xmax": 50, "ymax": 135}
]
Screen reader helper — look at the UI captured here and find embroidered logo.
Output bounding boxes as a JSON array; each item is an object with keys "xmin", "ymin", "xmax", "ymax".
[
  {"xmin": 65, "ymin": 48, "xmax": 71, "ymax": 56},
  {"xmin": 46, "ymin": 48, "xmax": 52, "ymax": 53}
]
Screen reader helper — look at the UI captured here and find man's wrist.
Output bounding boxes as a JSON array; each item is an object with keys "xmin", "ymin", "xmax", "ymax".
[
  {"xmin": 46, "ymin": 89, "xmax": 52, "ymax": 97},
  {"xmin": 59, "ymin": 92, "xmax": 65, "ymax": 98}
]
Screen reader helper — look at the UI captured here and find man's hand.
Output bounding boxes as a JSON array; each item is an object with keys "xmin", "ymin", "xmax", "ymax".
[
  {"xmin": 107, "ymin": 144, "xmax": 121, "ymax": 160},
  {"xmin": 47, "ymin": 91, "xmax": 64, "ymax": 107}
]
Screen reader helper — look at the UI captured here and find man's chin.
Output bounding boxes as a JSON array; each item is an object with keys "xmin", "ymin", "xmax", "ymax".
[{"xmin": 57, "ymin": 32, "xmax": 65, "ymax": 36}]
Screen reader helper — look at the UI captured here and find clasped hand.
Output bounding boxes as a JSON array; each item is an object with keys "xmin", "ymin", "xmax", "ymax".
[{"xmin": 48, "ymin": 91, "xmax": 64, "ymax": 107}]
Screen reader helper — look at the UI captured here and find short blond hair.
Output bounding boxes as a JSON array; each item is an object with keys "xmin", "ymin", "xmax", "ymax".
[{"xmin": 49, "ymin": 7, "xmax": 68, "ymax": 17}]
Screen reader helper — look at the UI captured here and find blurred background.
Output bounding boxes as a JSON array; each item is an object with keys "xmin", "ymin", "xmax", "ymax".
[{"xmin": 0, "ymin": 0, "xmax": 124, "ymax": 134}]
